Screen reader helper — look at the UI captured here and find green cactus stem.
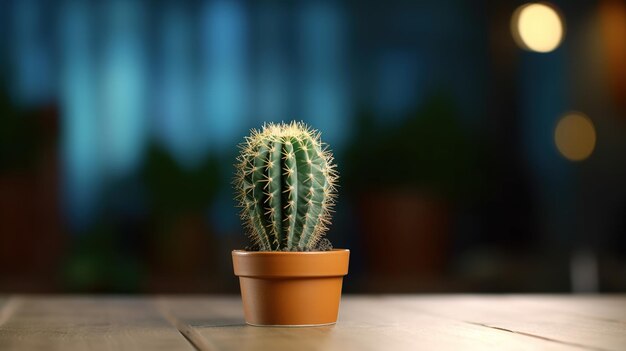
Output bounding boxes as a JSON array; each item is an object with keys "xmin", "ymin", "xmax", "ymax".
[{"xmin": 234, "ymin": 122, "xmax": 338, "ymax": 251}]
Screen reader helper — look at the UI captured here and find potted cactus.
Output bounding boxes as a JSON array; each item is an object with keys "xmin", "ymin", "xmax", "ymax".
[{"xmin": 232, "ymin": 121, "xmax": 349, "ymax": 326}]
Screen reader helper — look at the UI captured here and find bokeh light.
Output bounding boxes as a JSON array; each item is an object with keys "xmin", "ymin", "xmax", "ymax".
[
  {"xmin": 554, "ymin": 112, "xmax": 596, "ymax": 161},
  {"xmin": 512, "ymin": 3, "xmax": 564, "ymax": 53}
]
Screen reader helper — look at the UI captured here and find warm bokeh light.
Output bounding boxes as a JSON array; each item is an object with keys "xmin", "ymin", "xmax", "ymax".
[
  {"xmin": 554, "ymin": 112, "xmax": 596, "ymax": 161},
  {"xmin": 512, "ymin": 3, "xmax": 564, "ymax": 53}
]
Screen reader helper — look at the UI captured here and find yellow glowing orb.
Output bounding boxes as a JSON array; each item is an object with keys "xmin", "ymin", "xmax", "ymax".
[
  {"xmin": 554, "ymin": 113, "xmax": 596, "ymax": 161},
  {"xmin": 512, "ymin": 3, "xmax": 564, "ymax": 53}
]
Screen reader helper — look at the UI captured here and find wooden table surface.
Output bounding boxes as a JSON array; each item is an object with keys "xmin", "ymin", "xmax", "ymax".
[{"xmin": 0, "ymin": 295, "xmax": 623, "ymax": 350}]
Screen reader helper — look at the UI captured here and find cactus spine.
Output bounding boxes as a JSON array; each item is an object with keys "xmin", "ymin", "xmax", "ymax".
[{"xmin": 234, "ymin": 122, "xmax": 338, "ymax": 251}]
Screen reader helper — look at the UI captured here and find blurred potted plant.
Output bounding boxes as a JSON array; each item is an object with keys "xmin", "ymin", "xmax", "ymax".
[
  {"xmin": 64, "ymin": 222, "xmax": 143, "ymax": 293},
  {"xmin": 0, "ymin": 89, "xmax": 64, "ymax": 291},
  {"xmin": 232, "ymin": 122, "xmax": 349, "ymax": 326},
  {"xmin": 345, "ymin": 95, "xmax": 477, "ymax": 288},
  {"xmin": 142, "ymin": 144, "xmax": 221, "ymax": 291}
]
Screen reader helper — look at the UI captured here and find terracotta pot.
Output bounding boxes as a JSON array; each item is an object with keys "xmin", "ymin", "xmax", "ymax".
[
  {"xmin": 232, "ymin": 249, "xmax": 350, "ymax": 326},
  {"xmin": 359, "ymin": 190, "xmax": 449, "ymax": 279}
]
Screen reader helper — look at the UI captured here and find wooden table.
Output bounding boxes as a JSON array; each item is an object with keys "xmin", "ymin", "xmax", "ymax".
[{"xmin": 0, "ymin": 295, "xmax": 623, "ymax": 350}]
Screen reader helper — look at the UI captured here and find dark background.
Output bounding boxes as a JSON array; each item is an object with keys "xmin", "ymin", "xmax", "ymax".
[{"xmin": 1, "ymin": 0, "xmax": 625, "ymax": 294}]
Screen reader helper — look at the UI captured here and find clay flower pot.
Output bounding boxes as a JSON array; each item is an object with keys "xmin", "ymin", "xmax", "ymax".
[{"xmin": 232, "ymin": 249, "xmax": 350, "ymax": 326}]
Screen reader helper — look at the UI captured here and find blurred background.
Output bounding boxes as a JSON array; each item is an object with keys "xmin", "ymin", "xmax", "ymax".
[{"xmin": 0, "ymin": 0, "xmax": 625, "ymax": 294}]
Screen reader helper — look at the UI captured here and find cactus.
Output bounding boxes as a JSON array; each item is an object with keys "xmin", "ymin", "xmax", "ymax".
[{"xmin": 234, "ymin": 122, "xmax": 338, "ymax": 251}]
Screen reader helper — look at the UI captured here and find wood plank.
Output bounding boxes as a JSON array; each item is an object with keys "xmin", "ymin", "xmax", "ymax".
[
  {"xmin": 503, "ymin": 296, "xmax": 626, "ymax": 323},
  {"xmin": 0, "ymin": 297, "xmax": 8, "ymax": 322},
  {"xmin": 0, "ymin": 295, "xmax": 621, "ymax": 350},
  {"xmin": 0, "ymin": 296, "xmax": 195, "ymax": 351},
  {"xmin": 0, "ymin": 297, "xmax": 19, "ymax": 327},
  {"xmin": 160, "ymin": 296, "xmax": 580, "ymax": 351},
  {"xmin": 384, "ymin": 295, "xmax": 626, "ymax": 351}
]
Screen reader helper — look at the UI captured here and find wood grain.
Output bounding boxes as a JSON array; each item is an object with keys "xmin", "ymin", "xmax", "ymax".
[
  {"xmin": 382, "ymin": 295, "xmax": 626, "ymax": 351},
  {"xmin": 0, "ymin": 295, "xmax": 624, "ymax": 351},
  {"xmin": 0, "ymin": 296, "xmax": 194, "ymax": 351},
  {"xmin": 0, "ymin": 297, "xmax": 20, "ymax": 328},
  {"xmin": 160, "ymin": 296, "xmax": 606, "ymax": 351}
]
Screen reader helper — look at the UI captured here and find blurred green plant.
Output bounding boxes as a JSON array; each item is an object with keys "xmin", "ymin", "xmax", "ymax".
[
  {"xmin": 143, "ymin": 143, "xmax": 221, "ymax": 216},
  {"xmin": 141, "ymin": 144, "xmax": 221, "ymax": 281},
  {"xmin": 64, "ymin": 144, "xmax": 223, "ymax": 292},
  {"xmin": 63, "ymin": 222, "xmax": 143, "ymax": 293},
  {"xmin": 345, "ymin": 94, "xmax": 479, "ymax": 199},
  {"xmin": 0, "ymin": 91, "xmax": 42, "ymax": 171}
]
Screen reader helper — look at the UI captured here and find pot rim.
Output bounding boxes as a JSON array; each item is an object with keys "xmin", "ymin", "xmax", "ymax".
[
  {"xmin": 232, "ymin": 248, "xmax": 349, "ymax": 255},
  {"xmin": 232, "ymin": 249, "xmax": 349, "ymax": 278}
]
